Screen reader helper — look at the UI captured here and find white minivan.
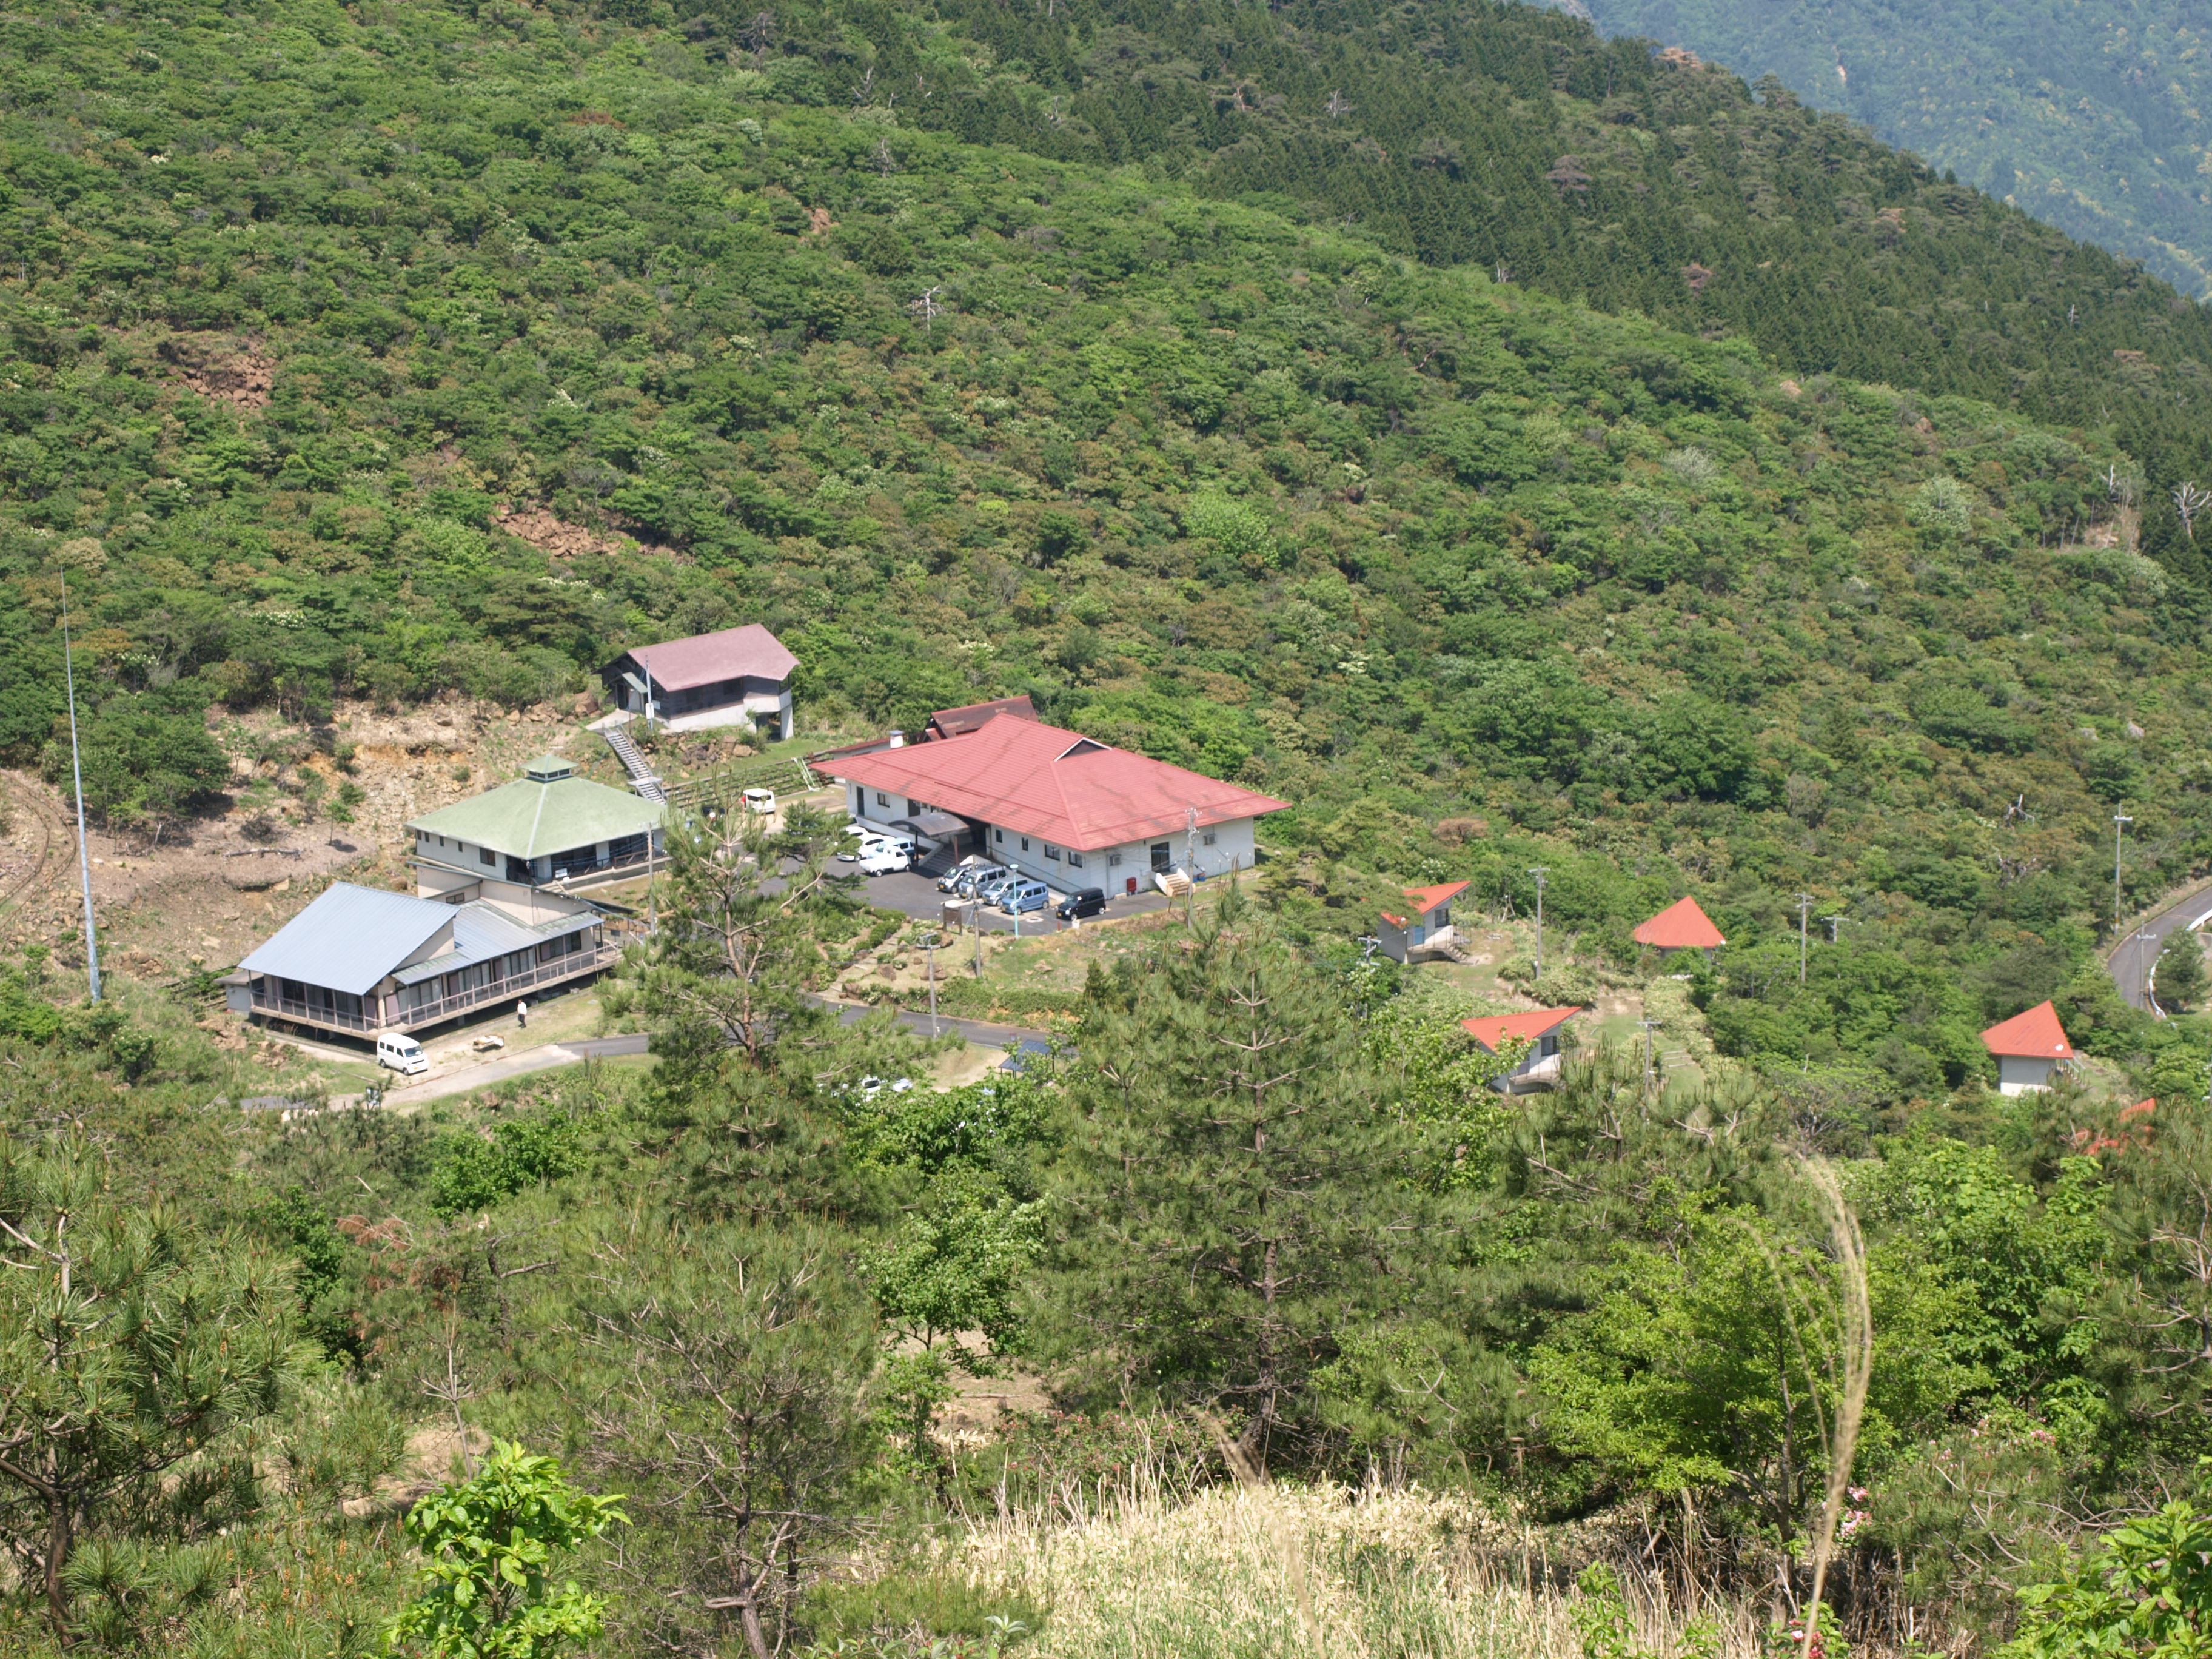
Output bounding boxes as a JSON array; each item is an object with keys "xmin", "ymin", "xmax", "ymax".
[{"xmin": 375, "ymin": 1033, "xmax": 430, "ymax": 1075}]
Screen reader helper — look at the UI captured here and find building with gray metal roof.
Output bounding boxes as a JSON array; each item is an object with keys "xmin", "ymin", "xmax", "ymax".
[{"xmin": 226, "ymin": 880, "xmax": 615, "ymax": 1038}]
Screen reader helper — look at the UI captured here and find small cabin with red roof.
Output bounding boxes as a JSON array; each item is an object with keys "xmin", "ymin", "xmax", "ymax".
[
  {"xmin": 1981, "ymin": 1000, "xmax": 2074, "ymax": 1095},
  {"xmin": 1634, "ymin": 896, "xmax": 1727, "ymax": 962},
  {"xmin": 1379, "ymin": 881, "xmax": 1470, "ymax": 962},
  {"xmin": 1463, "ymin": 1006, "xmax": 1582, "ymax": 1091}
]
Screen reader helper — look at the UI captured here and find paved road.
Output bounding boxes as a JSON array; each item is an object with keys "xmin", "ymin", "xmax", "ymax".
[
  {"xmin": 330, "ymin": 1008, "xmax": 1057, "ymax": 1110},
  {"xmin": 2109, "ymin": 881, "xmax": 2212, "ymax": 1011},
  {"xmin": 826, "ymin": 999, "xmax": 1054, "ymax": 1050},
  {"xmin": 349, "ymin": 1033, "xmax": 650, "ymax": 1108}
]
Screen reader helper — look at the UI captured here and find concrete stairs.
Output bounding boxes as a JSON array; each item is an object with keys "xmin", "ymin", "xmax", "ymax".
[
  {"xmin": 1153, "ymin": 869, "xmax": 1195, "ymax": 897},
  {"xmin": 602, "ymin": 726, "xmax": 668, "ymax": 803}
]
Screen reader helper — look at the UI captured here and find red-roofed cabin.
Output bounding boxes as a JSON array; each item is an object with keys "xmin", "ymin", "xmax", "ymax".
[
  {"xmin": 1463, "ymin": 1006, "xmax": 1582, "ymax": 1092},
  {"xmin": 602, "ymin": 624, "xmax": 798, "ymax": 739},
  {"xmin": 1633, "ymin": 896, "xmax": 1727, "ymax": 963},
  {"xmin": 1981, "ymin": 1000, "xmax": 2075, "ymax": 1095},
  {"xmin": 1379, "ymin": 881, "xmax": 1470, "ymax": 962}
]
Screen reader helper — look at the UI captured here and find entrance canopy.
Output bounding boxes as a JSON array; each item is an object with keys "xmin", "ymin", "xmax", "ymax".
[{"xmin": 890, "ymin": 811, "xmax": 968, "ymax": 840}]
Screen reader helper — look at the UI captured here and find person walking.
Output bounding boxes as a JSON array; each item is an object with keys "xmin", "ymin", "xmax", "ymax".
[{"xmin": 515, "ymin": 999, "xmax": 528, "ymax": 1030}]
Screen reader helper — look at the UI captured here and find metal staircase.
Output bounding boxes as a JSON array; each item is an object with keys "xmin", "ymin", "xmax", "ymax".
[{"xmin": 602, "ymin": 724, "xmax": 668, "ymax": 803}]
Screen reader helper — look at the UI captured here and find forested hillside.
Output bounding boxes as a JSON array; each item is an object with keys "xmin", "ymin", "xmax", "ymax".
[
  {"xmin": 10, "ymin": 2, "xmax": 2212, "ymax": 1655},
  {"xmin": 1579, "ymin": 0, "xmax": 2212, "ymax": 303},
  {"xmin": 2, "ymin": 0, "xmax": 2209, "ymax": 1093},
  {"xmin": 720, "ymin": 0, "xmax": 2212, "ymax": 553}
]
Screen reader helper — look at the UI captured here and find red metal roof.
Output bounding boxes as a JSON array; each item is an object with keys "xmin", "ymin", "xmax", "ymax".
[
  {"xmin": 1981, "ymin": 1000, "xmax": 2074, "ymax": 1059},
  {"xmin": 1633, "ymin": 896, "xmax": 1727, "ymax": 950},
  {"xmin": 1462, "ymin": 1007, "xmax": 1582, "ymax": 1052},
  {"xmin": 621, "ymin": 624, "xmax": 797, "ymax": 692},
  {"xmin": 928, "ymin": 695, "xmax": 1037, "ymax": 739},
  {"xmin": 1382, "ymin": 880, "xmax": 1469, "ymax": 928},
  {"xmin": 828, "ymin": 714, "xmax": 1289, "ymax": 851}
]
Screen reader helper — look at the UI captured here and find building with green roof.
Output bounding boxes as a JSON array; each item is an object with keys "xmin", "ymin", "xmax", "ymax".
[{"xmin": 408, "ymin": 756, "xmax": 664, "ymax": 910}]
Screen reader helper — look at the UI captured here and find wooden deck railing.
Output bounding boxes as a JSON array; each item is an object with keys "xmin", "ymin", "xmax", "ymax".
[{"xmin": 252, "ymin": 942, "xmax": 622, "ymax": 1035}]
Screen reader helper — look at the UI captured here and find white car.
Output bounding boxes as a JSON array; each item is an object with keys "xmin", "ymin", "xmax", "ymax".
[
  {"xmin": 375, "ymin": 1033, "xmax": 429, "ymax": 1075},
  {"xmin": 857, "ymin": 842, "xmax": 914, "ymax": 875},
  {"xmin": 742, "ymin": 786, "xmax": 776, "ymax": 814}
]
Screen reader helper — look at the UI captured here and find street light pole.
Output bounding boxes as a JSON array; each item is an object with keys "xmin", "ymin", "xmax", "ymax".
[
  {"xmin": 2139, "ymin": 927, "xmax": 2159, "ymax": 1011},
  {"xmin": 59, "ymin": 567, "xmax": 100, "ymax": 1004},
  {"xmin": 1527, "ymin": 866, "xmax": 1550, "ymax": 977},
  {"xmin": 1795, "ymin": 893, "xmax": 1815, "ymax": 985},
  {"xmin": 2114, "ymin": 808, "xmax": 2133, "ymax": 932}
]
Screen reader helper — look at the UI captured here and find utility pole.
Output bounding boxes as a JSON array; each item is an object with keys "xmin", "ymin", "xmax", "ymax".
[
  {"xmin": 2114, "ymin": 808, "xmax": 2133, "ymax": 932},
  {"xmin": 1637, "ymin": 1017, "xmax": 1663, "ymax": 1099},
  {"xmin": 59, "ymin": 567, "xmax": 100, "ymax": 1003},
  {"xmin": 1795, "ymin": 893, "xmax": 1815, "ymax": 985},
  {"xmin": 1527, "ymin": 867, "xmax": 1550, "ymax": 977},
  {"xmin": 921, "ymin": 930, "xmax": 939, "ymax": 1036},
  {"xmin": 971, "ymin": 901, "xmax": 984, "ymax": 976},
  {"xmin": 1825, "ymin": 914, "xmax": 1845, "ymax": 945}
]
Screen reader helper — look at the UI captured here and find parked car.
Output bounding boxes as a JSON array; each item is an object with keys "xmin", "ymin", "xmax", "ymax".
[
  {"xmin": 999, "ymin": 878, "xmax": 1051, "ymax": 914},
  {"xmin": 971, "ymin": 868, "xmax": 1019, "ymax": 904},
  {"xmin": 938, "ymin": 856, "xmax": 997, "ymax": 894},
  {"xmin": 742, "ymin": 786, "xmax": 776, "ymax": 814},
  {"xmin": 1054, "ymin": 886, "xmax": 1107, "ymax": 921},
  {"xmin": 858, "ymin": 842, "xmax": 913, "ymax": 876},
  {"xmin": 953, "ymin": 861, "xmax": 1008, "ymax": 897},
  {"xmin": 375, "ymin": 1033, "xmax": 429, "ymax": 1075}
]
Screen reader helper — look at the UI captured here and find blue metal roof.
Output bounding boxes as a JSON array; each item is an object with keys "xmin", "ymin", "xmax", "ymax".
[{"xmin": 238, "ymin": 883, "xmax": 455, "ymax": 997}]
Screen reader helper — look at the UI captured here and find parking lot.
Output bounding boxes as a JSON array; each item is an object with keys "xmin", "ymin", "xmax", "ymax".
[{"xmin": 853, "ymin": 866, "xmax": 1177, "ymax": 935}]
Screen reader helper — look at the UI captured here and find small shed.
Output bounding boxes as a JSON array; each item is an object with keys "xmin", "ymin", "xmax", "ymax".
[
  {"xmin": 1982, "ymin": 1000, "xmax": 2074, "ymax": 1095},
  {"xmin": 1634, "ymin": 896, "xmax": 1727, "ymax": 962},
  {"xmin": 1379, "ymin": 880, "xmax": 1470, "ymax": 963},
  {"xmin": 1463, "ymin": 1006, "xmax": 1583, "ymax": 1092}
]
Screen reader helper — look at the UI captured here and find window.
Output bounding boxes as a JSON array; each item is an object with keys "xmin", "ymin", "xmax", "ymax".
[
  {"xmin": 480, "ymin": 846, "xmax": 495, "ymax": 866},
  {"xmin": 1044, "ymin": 845, "xmax": 1061, "ymax": 861},
  {"xmin": 1020, "ymin": 837, "xmax": 1030, "ymax": 852},
  {"xmin": 876, "ymin": 791, "xmax": 890, "ymax": 808},
  {"xmin": 1068, "ymin": 851, "xmax": 1084, "ymax": 868},
  {"xmin": 1202, "ymin": 831, "xmax": 1217, "ymax": 847},
  {"xmin": 1107, "ymin": 853, "xmax": 1122, "ymax": 868},
  {"xmin": 994, "ymin": 828, "xmax": 1004, "ymax": 843}
]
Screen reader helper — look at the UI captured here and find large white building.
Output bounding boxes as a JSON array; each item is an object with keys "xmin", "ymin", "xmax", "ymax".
[{"xmin": 826, "ymin": 704, "xmax": 1287, "ymax": 895}]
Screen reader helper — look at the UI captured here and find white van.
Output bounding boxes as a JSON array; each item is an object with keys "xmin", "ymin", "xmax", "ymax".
[
  {"xmin": 857, "ymin": 840, "xmax": 914, "ymax": 876},
  {"xmin": 375, "ymin": 1033, "xmax": 430, "ymax": 1076},
  {"xmin": 742, "ymin": 786, "xmax": 776, "ymax": 814}
]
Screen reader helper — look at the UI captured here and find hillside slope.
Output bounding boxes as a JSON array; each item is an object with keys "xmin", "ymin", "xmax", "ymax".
[
  {"xmin": 731, "ymin": 0, "xmax": 2212, "ymax": 556},
  {"xmin": 0, "ymin": 0, "xmax": 2208, "ymax": 1088},
  {"xmin": 1579, "ymin": 0, "xmax": 2212, "ymax": 301}
]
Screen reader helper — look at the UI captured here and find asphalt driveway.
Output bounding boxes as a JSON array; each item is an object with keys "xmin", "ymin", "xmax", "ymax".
[{"xmin": 850, "ymin": 866, "xmax": 1175, "ymax": 934}]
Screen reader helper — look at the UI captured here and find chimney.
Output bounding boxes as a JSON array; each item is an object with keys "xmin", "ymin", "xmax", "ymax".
[{"xmin": 888, "ymin": 730, "xmax": 905, "ymax": 748}]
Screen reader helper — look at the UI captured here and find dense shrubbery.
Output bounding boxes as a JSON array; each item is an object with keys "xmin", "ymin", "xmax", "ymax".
[{"xmin": 8, "ymin": 822, "xmax": 2212, "ymax": 1655}]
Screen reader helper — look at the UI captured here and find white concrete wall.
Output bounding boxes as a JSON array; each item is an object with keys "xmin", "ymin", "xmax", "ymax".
[{"xmin": 1998, "ymin": 1054, "xmax": 2060, "ymax": 1095}]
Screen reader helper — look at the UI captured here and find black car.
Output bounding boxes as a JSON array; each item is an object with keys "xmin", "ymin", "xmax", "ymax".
[{"xmin": 1054, "ymin": 886, "xmax": 1107, "ymax": 920}]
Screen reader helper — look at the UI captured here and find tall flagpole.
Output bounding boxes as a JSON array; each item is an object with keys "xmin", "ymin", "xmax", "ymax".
[{"xmin": 59, "ymin": 567, "xmax": 101, "ymax": 1002}]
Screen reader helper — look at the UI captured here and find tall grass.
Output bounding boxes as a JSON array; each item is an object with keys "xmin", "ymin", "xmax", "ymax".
[{"xmin": 953, "ymin": 1467, "xmax": 1768, "ymax": 1659}]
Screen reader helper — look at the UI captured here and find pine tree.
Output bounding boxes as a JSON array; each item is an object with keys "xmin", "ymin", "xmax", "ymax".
[{"xmin": 1049, "ymin": 891, "xmax": 1451, "ymax": 1465}]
